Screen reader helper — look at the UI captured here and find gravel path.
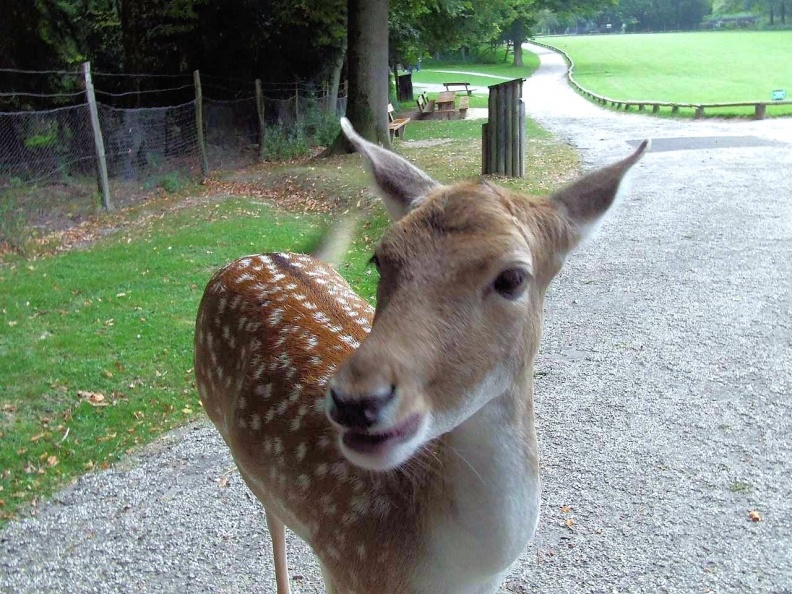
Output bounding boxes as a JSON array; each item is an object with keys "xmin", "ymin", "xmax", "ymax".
[{"xmin": 3, "ymin": 44, "xmax": 791, "ymax": 594}]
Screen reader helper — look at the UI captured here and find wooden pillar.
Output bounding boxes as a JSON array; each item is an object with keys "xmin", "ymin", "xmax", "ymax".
[
  {"xmin": 504, "ymin": 82, "xmax": 513, "ymax": 176},
  {"xmin": 487, "ymin": 86, "xmax": 497, "ymax": 174},
  {"xmin": 510, "ymin": 82, "xmax": 520, "ymax": 177},
  {"xmin": 496, "ymin": 85, "xmax": 506, "ymax": 175},
  {"xmin": 255, "ymin": 79, "xmax": 266, "ymax": 161},
  {"xmin": 483, "ymin": 79, "xmax": 524, "ymax": 177},
  {"xmin": 82, "ymin": 62, "xmax": 112, "ymax": 211},
  {"xmin": 295, "ymin": 82, "xmax": 300, "ymax": 122},
  {"xmin": 518, "ymin": 99, "xmax": 525, "ymax": 178},
  {"xmin": 482, "ymin": 123, "xmax": 489, "ymax": 175},
  {"xmin": 193, "ymin": 70, "xmax": 209, "ymax": 178}
]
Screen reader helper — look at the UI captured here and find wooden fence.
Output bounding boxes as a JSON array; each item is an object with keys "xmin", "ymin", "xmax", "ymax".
[
  {"xmin": 532, "ymin": 40, "xmax": 792, "ymax": 120},
  {"xmin": 482, "ymin": 78, "xmax": 525, "ymax": 177}
]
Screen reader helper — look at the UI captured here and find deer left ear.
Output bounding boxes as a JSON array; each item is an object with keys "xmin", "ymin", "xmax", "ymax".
[
  {"xmin": 340, "ymin": 118, "xmax": 441, "ymax": 221},
  {"xmin": 552, "ymin": 140, "xmax": 650, "ymax": 246}
]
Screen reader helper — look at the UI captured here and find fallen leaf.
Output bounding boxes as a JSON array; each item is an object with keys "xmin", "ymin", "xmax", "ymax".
[
  {"xmin": 46, "ymin": 455, "xmax": 59, "ymax": 467},
  {"xmin": 78, "ymin": 390, "xmax": 107, "ymax": 406},
  {"xmin": 564, "ymin": 518, "xmax": 575, "ymax": 528},
  {"xmin": 218, "ymin": 476, "xmax": 229, "ymax": 488},
  {"xmin": 560, "ymin": 505, "xmax": 572, "ymax": 513},
  {"xmin": 748, "ymin": 510, "xmax": 762, "ymax": 522}
]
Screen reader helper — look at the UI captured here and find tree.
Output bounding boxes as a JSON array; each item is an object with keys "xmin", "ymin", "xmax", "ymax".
[{"xmin": 327, "ymin": 0, "xmax": 390, "ymax": 153}]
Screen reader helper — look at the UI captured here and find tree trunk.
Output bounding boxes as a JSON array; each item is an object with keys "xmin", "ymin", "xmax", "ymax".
[
  {"xmin": 324, "ymin": 0, "xmax": 390, "ymax": 155},
  {"xmin": 327, "ymin": 35, "xmax": 347, "ymax": 119},
  {"xmin": 513, "ymin": 40, "xmax": 524, "ymax": 67},
  {"xmin": 511, "ymin": 18, "xmax": 526, "ymax": 68},
  {"xmin": 120, "ymin": 0, "xmax": 144, "ymax": 72}
]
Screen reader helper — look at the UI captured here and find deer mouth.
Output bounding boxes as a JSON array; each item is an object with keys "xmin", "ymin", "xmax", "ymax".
[{"xmin": 341, "ymin": 413, "xmax": 423, "ymax": 455}]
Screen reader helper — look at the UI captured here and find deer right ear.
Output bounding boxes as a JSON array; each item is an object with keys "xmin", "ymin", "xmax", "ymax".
[
  {"xmin": 340, "ymin": 117, "xmax": 441, "ymax": 220},
  {"xmin": 551, "ymin": 140, "xmax": 650, "ymax": 248}
]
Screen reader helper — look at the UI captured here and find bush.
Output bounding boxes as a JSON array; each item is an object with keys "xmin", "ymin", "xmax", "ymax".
[
  {"xmin": 262, "ymin": 123, "xmax": 311, "ymax": 161},
  {"xmin": 0, "ymin": 191, "xmax": 29, "ymax": 252},
  {"xmin": 158, "ymin": 172, "xmax": 188, "ymax": 193},
  {"xmin": 262, "ymin": 101, "xmax": 341, "ymax": 161}
]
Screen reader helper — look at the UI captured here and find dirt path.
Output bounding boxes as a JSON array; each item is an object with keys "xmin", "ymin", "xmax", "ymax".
[{"xmin": 2, "ymin": 45, "xmax": 791, "ymax": 594}]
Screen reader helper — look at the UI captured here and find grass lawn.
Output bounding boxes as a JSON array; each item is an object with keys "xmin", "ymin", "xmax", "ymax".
[
  {"xmin": 538, "ymin": 31, "xmax": 792, "ymax": 117},
  {"xmin": 406, "ymin": 51, "xmax": 540, "ymax": 108},
  {"xmin": 0, "ymin": 117, "xmax": 578, "ymax": 526}
]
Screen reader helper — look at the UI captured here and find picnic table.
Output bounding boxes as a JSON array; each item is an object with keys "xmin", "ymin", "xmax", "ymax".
[
  {"xmin": 443, "ymin": 82, "xmax": 473, "ymax": 96},
  {"xmin": 436, "ymin": 91, "xmax": 456, "ymax": 111}
]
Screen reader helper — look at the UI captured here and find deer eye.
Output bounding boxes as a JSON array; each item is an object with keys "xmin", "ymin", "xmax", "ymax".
[{"xmin": 492, "ymin": 267, "xmax": 529, "ymax": 300}]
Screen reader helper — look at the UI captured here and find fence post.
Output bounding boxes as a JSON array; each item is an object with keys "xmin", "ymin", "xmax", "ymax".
[
  {"xmin": 294, "ymin": 82, "xmax": 300, "ymax": 122},
  {"xmin": 82, "ymin": 62, "xmax": 112, "ymax": 211},
  {"xmin": 255, "ymin": 79, "xmax": 266, "ymax": 161},
  {"xmin": 482, "ymin": 78, "xmax": 524, "ymax": 178},
  {"xmin": 193, "ymin": 70, "xmax": 209, "ymax": 178}
]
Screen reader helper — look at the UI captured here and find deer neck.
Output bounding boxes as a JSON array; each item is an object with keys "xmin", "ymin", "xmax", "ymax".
[{"xmin": 418, "ymin": 372, "xmax": 540, "ymax": 591}]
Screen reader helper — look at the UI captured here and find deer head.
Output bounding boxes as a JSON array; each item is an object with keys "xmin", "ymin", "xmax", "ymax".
[{"xmin": 327, "ymin": 118, "xmax": 648, "ymax": 472}]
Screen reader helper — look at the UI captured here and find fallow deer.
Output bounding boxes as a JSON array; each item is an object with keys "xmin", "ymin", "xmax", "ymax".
[{"xmin": 194, "ymin": 118, "xmax": 648, "ymax": 593}]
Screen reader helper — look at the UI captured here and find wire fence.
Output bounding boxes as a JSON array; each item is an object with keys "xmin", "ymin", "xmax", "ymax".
[{"xmin": 0, "ymin": 64, "xmax": 346, "ymax": 247}]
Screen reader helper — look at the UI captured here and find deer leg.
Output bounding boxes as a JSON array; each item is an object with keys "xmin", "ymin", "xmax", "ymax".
[{"xmin": 265, "ymin": 509, "xmax": 291, "ymax": 594}]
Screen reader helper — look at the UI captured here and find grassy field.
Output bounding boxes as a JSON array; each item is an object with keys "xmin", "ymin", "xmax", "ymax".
[
  {"xmin": 406, "ymin": 51, "xmax": 540, "ymax": 108},
  {"xmin": 539, "ymin": 31, "xmax": 792, "ymax": 117},
  {"xmin": 0, "ymin": 117, "xmax": 578, "ymax": 525}
]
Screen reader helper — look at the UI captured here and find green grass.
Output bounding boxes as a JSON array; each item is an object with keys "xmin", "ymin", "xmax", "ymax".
[
  {"xmin": 0, "ymin": 117, "xmax": 577, "ymax": 525},
  {"xmin": 407, "ymin": 52, "xmax": 540, "ymax": 108},
  {"xmin": 0, "ymin": 199, "xmax": 385, "ymax": 523},
  {"xmin": 539, "ymin": 31, "xmax": 792, "ymax": 117}
]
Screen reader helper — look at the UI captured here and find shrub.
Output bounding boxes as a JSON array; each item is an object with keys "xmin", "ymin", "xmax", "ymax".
[{"xmin": 0, "ymin": 191, "xmax": 29, "ymax": 252}]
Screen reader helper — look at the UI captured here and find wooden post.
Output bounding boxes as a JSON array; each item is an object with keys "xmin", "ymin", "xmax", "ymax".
[
  {"xmin": 504, "ymin": 82, "xmax": 513, "ymax": 176},
  {"xmin": 487, "ymin": 86, "xmax": 497, "ymax": 174},
  {"xmin": 755, "ymin": 103, "xmax": 766, "ymax": 120},
  {"xmin": 518, "ymin": 99, "xmax": 525, "ymax": 178},
  {"xmin": 82, "ymin": 62, "xmax": 112, "ymax": 211},
  {"xmin": 510, "ymin": 82, "xmax": 520, "ymax": 177},
  {"xmin": 482, "ymin": 123, "xmax": 489, "ymax": 175},
  {"xmin": 496, "ymin": 85, "xmax": 506, "ymax": 175},
  {"xmin": 295, "ymin": 82, "xmax": 300, "ymax": 122},
  {"xmin": 483, "ymin": 79, "xmax": 524, "ymax": 177},
  {"xmin": 193, "ymin": 70, "xmax": 209, "ymax": 178},
  {"xmin": 255, "ymin": 79, "xmax": 266, "ymax": 161}
]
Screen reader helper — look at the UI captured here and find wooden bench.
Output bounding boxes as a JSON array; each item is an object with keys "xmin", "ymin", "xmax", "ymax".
[
  {"xmin": 388, "ymin": 103, "xmax": 410, "ymax": 139},
  {"xmin": 443, "ymin": 82, "xmax": 473, "ymax": 96},
  {"xmin": 415, "ymin": 93, "xmax": 436, "ymax": 119},
  {"xmin": 458, "ymin": 96, "xmax": 469, "ymax": 118}
]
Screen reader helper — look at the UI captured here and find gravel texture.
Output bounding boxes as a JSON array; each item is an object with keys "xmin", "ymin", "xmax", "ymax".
[{"xmin": 2, "ymin": 44, "xmax": 791, "ymax": 594}]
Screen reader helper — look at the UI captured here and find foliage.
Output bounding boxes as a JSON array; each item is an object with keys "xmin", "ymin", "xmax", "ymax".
[
  {"xmin": 262, "ymin": 123, "xmax": 310, "ymax": 161},
  {"xmin": 157, "ymin": 172, "xmax": 189, "ymax": 194},
  {"xmin": 0, "ymin": 191, "xmax": 28, "ymax": 252}
]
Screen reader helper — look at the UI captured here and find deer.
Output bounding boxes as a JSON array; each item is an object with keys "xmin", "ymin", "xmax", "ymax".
[{"xmin": 194, "ymin": 117, "xmax": 648, "ymax": 594}]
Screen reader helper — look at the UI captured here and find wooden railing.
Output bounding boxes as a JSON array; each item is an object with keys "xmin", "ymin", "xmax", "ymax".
[{"xmin": 531, "ymin": 40, "xmax": 792, "ymax": 120}]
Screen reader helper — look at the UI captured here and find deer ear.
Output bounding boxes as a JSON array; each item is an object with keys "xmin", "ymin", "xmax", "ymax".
[
  {"xmin": 341, "ymin": 117, "xmax": 441, "ymax": 220},
  {"xmin": 552, "ymin": 140, "xmax": 650, "ymax": 246}
]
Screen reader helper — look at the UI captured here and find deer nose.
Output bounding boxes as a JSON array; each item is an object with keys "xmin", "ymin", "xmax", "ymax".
[{"xmin": 327, "ymin": 385, "xmax": 396, "ymax": 430}]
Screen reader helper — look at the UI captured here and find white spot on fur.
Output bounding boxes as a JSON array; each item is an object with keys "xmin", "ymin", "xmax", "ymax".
[{"xmin": 255, "ymin": 384, "xmax": 272, "ymax": 399}]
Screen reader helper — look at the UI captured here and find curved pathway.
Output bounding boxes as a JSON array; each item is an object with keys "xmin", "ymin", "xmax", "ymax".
[{"xmin": 1, "ymin": 45, "xmax": 791, "ymax": 594}]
